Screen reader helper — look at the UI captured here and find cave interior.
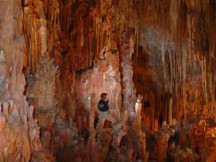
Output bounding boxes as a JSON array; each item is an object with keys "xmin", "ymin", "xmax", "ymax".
[{"xmin": 0, "ymin": 0, "xmax": 216, "ymax": 161}]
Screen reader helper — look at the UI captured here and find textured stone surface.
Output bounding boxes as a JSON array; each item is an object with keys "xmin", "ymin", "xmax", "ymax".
[
  {"xmin": 0, "ymin": 0, "xmax": 54, "ymax": 161},
  {"xmin": 0, "ymin": 0, "xmax": 215, "ymax": 161}
]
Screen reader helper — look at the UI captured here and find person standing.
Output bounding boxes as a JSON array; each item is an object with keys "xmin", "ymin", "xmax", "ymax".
[{"xmin": 98, "ymin": 93, "xmax": 116, "ymax": 124}]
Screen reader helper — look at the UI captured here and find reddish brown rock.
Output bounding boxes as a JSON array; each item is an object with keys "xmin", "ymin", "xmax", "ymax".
[{"xmin": 0, "ymin": 0, "xmax": 216, "ymax": 161}]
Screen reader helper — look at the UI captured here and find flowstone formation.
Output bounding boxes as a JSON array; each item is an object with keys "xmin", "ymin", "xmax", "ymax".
[
  {"xmin": 0, "ymin": 0, "xmax": 216, "ymax": 161},
  {"xmin": 0, "ymin": 0, "xmax": 54, "ymax": 161}
]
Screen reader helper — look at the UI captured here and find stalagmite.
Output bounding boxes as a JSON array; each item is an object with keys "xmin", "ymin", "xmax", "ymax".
[
  {"xmin": 121, "ymin": 31, "xmax": 136, "ymax": 114},
  {"xmin": 135, "ymin": 95, "xmax": 143, "ymax": 130},
  {"xmin": 169, "ymin": 98, "xmax": 173, "ymax": 124},
  {"xmin": 0, "ymin": 0, "xmax": 215, "ymax": 161},
  {"xmin": 0, "ymin": 0, "xmax": 54, "ymax": 161}
]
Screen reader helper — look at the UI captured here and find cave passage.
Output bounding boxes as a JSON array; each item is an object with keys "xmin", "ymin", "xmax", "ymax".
[{"xmin": 0, "ymin": 0, "xmax": 216, "ymax": 162}]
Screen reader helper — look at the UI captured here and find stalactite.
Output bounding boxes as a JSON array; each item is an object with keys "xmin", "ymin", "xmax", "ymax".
[
  {"xmin": 201, "ymin": 57, "xmax": 207, "ymax": 104},
  {"xmin": 39, "ymin": 19, "xmax": 48, "ymax": 57},
  {"xmin": 15, "ymin": 0, "xmax": 216, "ymax": 160},
  {"xmin": 169, "ymin": 49, "xmax": 174, "ymax": 122},
  {"xmin": 161, "ymin": 36, "xmax": 167, "ymax": 92},
  {"xmin": 187, "ymin": 12, "xmax": 193, "ymax": 67},
  {"xmin": 169, "ymin": 98, "xmax": 173, "ymax": 124},
  {"xmin": 22, "ymin": 0, "xmax": 43, "ymax": 74},
  {"xmin": 0, "ymin": 0, "xmax": 54, "ymax": 160},
  {"xmin": 170, "ymin": 0, "xmax": 178, "ymax": 35},
  {"xmin": 23, "ymin": 50, "xmax": 29, "ymax": 69},
  {"xmin": 182, "ymin": 46, "xmax": 187, "ymax": 119},
  {"xmin": 30, "ymin": 17, "xmax": 36, "ymax": 74}
]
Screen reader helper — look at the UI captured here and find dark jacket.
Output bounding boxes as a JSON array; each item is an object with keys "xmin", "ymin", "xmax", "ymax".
[{"xmin": 98, "ymin": 99, "xmax": 109, "ymax": 112}]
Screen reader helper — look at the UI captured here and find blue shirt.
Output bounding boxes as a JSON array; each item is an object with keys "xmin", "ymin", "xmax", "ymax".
[{"xmin": 98, "ymin": 99, "xmax": 109, "ymax": 112}]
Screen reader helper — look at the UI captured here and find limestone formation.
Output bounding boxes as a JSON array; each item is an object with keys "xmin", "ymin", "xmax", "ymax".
[{"xmin": 0, "ymin": 0, "xmax": 216, "ymax": 161}]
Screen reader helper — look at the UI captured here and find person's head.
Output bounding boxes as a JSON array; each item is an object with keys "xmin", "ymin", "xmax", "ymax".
[{"xmin": 101, "ymin": 93, "xmax": 108, "ymax": 101}]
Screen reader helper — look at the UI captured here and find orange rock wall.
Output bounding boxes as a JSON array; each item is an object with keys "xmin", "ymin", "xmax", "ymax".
[
  {"xmin": 0, "ymin": 0, "xmax": 54, "ymax": 161},
  {"xmin": 5, "ymin": 0, "xmax": 215, "ymax": 161}
]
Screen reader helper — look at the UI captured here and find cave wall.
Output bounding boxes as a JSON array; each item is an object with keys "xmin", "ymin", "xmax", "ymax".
[
  {"xmin": 130, "ymin": 0, "xmax": 216, "ymax": 129},
  {"xmin": 11, "ymin": 0, "xmax": 216, "ymax": 160},
  {"xmin": 20, "ymin": 1, "xmax": 139, "ymax": 158},
  {"xmin": 58, "ymin": 0, "xmax": 140, "ymax": 128},
  {"xmin": 21, "ymin": 0, "xmax": 216, "ymax": 144},
  {"xmin": 22, "ymin": 0, "xmax": 82, "ymax": 152},
  {"xmin": 0, "ymin": 0, "xmax": 54, "ymax": 161}
]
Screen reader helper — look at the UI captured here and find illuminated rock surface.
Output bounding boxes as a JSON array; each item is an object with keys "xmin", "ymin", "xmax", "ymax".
[{"xmin": 0, "ymin": 0, "xmax": 215, "ymax": 161}]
